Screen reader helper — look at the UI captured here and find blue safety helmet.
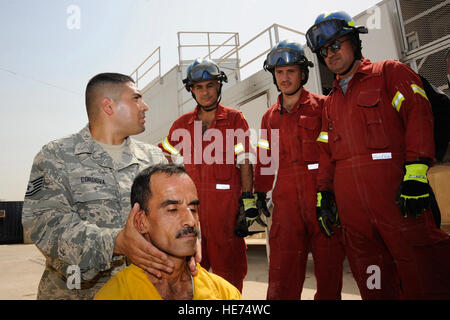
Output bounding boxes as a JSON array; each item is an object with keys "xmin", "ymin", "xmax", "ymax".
[
  {"xmin": 263, "ymin": 40, "xmax": 314, "ymax": 88},
  {"xmin": 182, "ymin": 58, "xmax": 228, "ymax": 92},
  {"xmin": 306, "ymin": 11, "xmax": 368, "ymax": 64}
]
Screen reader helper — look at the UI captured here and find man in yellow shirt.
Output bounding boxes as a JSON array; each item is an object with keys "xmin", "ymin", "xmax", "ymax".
[{"xmin": 95, "ymin": 163, "xmax": 241, "ymax": 300}]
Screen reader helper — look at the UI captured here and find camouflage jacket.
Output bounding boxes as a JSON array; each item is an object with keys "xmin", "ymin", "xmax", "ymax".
[{"xmin": 22, "ymin": 125, "xmax": 167, "ymax": 299}]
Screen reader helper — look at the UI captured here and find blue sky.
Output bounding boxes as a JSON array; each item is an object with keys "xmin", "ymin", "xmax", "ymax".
[{"xmin": 0, "ymin": 0, "xmax": 381, "ymax": 200}]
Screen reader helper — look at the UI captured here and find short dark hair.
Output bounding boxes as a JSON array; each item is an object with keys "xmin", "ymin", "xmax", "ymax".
[
  {"xmin": 130, "ymin": 163, "xmax": 187, "ymax": 215},
  {"xmin": 85, "ymin": 72, "xmax": 135, "ymax": 120}
]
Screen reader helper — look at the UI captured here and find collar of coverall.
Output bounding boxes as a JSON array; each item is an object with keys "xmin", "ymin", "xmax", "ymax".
[
  {"xmin": 275, "ymin": 87, "xmax": 311, "ymax": 112},
  {"xmin": 332, "ymin": 58, "xmax": 372, "ymax": 90},
  {"xmin": 187, "ymin": 103, "xmax": 228, "ymax": 124}
]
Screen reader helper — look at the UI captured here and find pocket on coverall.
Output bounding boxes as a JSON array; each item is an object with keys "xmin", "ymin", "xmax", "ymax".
[
  {"xmin": 298, "ymin": 115, "xmax": 320, "ymax": 162},
  {"xmin": 357, "ymin": 89, "xmax": 390, "ymax": 150}
]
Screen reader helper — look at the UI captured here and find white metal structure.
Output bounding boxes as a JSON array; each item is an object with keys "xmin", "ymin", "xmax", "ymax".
[
  {"xmin": 133, "ymin": 0, "xmax": 449, "ymax": 147},
  {"xmin": 134, "ymin": 24, "xmax": 319, "ymax": 146},
  {"xmin": 130, "ymin": 0, "xmax": 449, "ymax": 248}
]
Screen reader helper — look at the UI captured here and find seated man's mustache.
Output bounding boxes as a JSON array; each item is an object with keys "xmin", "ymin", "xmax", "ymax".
[{"xmin": 176, "ymin": 226, "xmax": 198, "ymax": 238}]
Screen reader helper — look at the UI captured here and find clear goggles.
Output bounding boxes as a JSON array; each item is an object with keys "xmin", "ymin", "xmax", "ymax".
[
  {"xmin": 265, "ymin": 48, "xmax": 307, "ymax": 70},
  {"xmin": 306, "ymin": 19, "xmax": 353, "ymax": 52},
  {"xmin": 188, "ymin": 63, "xmax": 221, "ymax": 82}
]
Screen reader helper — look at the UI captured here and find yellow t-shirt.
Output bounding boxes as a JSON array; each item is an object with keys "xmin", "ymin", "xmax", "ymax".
[{"xmin": 94, "ymin": 263, "xmax": 241, "ymax": 300}]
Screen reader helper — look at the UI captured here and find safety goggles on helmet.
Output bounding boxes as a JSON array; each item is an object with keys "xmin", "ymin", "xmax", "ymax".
[
  {"xmin": 264, "ymin": 48, "xmax": 310, "ymax": 71},
  {"xmin": 187, "ymin": 63, "xmax": 222, "ymax": 83},
  {"xmin": 306, "ymin": 19, "xmax": 356, "ymax": 52}
]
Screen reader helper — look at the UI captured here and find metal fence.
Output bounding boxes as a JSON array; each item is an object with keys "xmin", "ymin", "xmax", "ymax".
[{"xmin": 397, "ymin": 0, "xmax": 450, "ymax": 95}]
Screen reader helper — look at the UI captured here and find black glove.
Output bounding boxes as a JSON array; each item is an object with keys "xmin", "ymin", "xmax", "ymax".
[
  {"xmin": 241, "ymin": 192, "xmax": 259, "ymax": 225},
  {"xmin": 395, "ymin": 162, "xmax": 431, "ymax": 218},
  {"xmin": 255, "ymin": 192, "xmax": 271, "ymax": 218},
  {"xmin": 234, "ymin": 192, "xmax": 262, "ymax": 238},
  {"xmin": 316, "ymin": 191, "xmax": 339, "ymax": 237}
]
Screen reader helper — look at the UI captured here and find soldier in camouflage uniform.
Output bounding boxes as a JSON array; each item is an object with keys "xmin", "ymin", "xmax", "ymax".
[{"xmin": 22, "ymin": 73, "xmax": 174, "ymax": 299}]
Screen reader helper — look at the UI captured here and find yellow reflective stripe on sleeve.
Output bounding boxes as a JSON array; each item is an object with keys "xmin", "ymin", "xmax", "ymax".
[
  {"xmin": 316, "ymin": 131, "xmax": 329, "ymax": 143},
  {"xmin": 392, "ymin": 91, "xmax": 405, "ymax": 112},
  {"xmin": 234, "ymin": 143, "xmax": 244, "ymax": 155},
  {"xmin": 162, "ymin": 137, "xmax": 180, "ymax": 155},
  {"xmin": 257, "ymin": 139, "xmax": 270, "ymax": 150},
  {"xmin": 411, "ymin": 84, "xmax": 429, "ymax": 101}
]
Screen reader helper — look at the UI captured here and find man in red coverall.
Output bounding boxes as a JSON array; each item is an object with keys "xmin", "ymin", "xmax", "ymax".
[
  {"xmin": 306, "ymin": 11, "xmax": 450, "ymax": 299},
  {"xmin": 254, "ymin": 40, "xmax": 345, "ymax": 300},
  {"xmin": 159, "ymin": 58, "xmax": 255, "ymax": 292}
]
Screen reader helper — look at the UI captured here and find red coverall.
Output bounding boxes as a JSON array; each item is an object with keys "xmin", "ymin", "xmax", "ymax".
[
  {"xmin": 255, "ymin": 89, "xmax": 345, "ymax": 300},
  {"xmin": 317, "ymin": 59, "xmax": 450, "ymax": 299},
  {"xmin": 160, "ymin": 104, "xmax": 249, "ymax": 291}
]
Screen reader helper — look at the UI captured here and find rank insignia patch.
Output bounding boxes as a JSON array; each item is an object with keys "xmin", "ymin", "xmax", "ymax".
[{"xmin": 25, "ymin": 176, "xmax": 44, "ymax": 197}]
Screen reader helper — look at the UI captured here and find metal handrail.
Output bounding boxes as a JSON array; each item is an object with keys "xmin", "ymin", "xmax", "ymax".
[
  {"xmin": 176, "ymin": 31, "xmax": 241, "ymax": 101},
  {"xmin": 226, "ymin": 48, "xmax": 271, "ymax": 79},
  {"xmin": 180, "ymin": 44, "xmax": 236, "ymax": 48},
  {"xmin": 177, "ymin": 24, "xmax": 307, "ymax": 108},
  {"xmin": 216, "ymin": 23, "xmax": 305, "ymax": 66},
  {"xmin": 205, "ymin": 33, "xmax": 239, "ymax": 61},
  {"xmin": 130, "ymin": 46, "xmax": 161, "ymax": 89},
  {"xmin": 177, "ymin": 31, "xmax": 240, "ymax": 68},
  {"xmin": 132, "ymin": 23, "xmax": 306, "ymax": 101}
]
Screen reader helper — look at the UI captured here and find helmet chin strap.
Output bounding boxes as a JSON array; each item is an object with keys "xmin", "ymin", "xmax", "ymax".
[
  {"xmin": 193, "ymin": 91, "xmax": 222, "ymax": 112},
  {"xmin": 279, "ymin": 84, "xmax": 303, "ymax": 115},
  {"xmin": 199, "ymin": 83, "xmax": 224, "ymax": 112},
  {"xmin": 199, "ymin": 103, "xmax": 218, "ymax": 112},
  {"xmin": 337, "ymin": 58, "xmax": 357, "ymax": 77},
  {"xmin": 284, "ymin": 83, "xmax": 303, "ymax": 96}
]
